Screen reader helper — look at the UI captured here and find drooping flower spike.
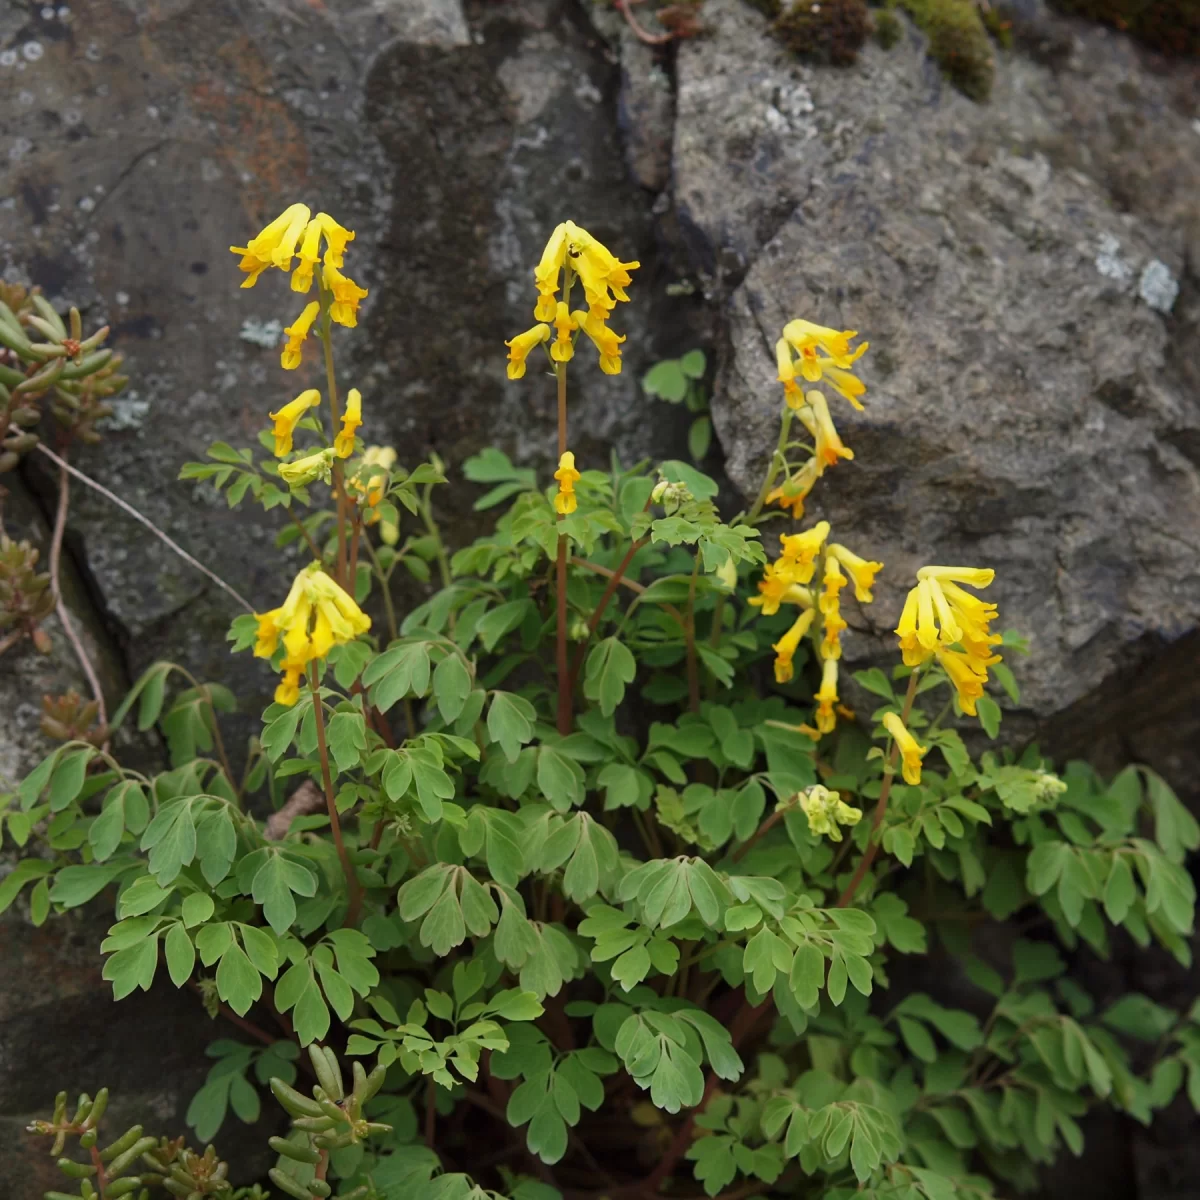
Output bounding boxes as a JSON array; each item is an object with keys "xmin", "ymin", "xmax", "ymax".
[
  {"xmin": 883, "ymin": 712, "xmax": 927, "ymax": 786},
  {"xmin": 801, "ymin": 784, "xmax": 862, "ymax": 842},
  {"xmin": 515, "ymin": 221, "xmax": 638, "ymax": 377},
  {"xmin": 780, "ymin": 319, "xmax": 869, "ymax": 411},
  {"xmin": 253, "ymin": 562, "xmax": 371, "ymax": 705}
]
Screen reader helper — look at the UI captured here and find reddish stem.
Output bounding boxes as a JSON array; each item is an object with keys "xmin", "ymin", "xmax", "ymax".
[{"xmin": 567, "ymin": 534, "xmax": 648, "ymax": 692}]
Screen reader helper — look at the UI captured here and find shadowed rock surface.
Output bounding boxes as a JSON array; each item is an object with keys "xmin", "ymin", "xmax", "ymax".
[{"xmin": 1, "ymin": 0, "xmax": 1198, "ymax": 1194}]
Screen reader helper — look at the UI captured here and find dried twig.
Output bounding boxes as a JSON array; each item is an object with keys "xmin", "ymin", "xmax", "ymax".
[{"xmin": 264, "ymin": 779, "xmax": 325, "ymax": 840}]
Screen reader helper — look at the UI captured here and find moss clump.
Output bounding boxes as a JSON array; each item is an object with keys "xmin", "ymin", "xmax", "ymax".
[
  {"xmin": 772, "ymin": 0, "xmax": 871, "ymax": 65},
  {"xmin": 874, "ymin": 6, "xmax": 904, "ymax": 46},
  {"xmin": 896, "ymin": 0, "xmax": 994, "ymax": 100},
  {"xmin": 1050, "ymin": 0, "xmax": 1199, "ymax": 55},
  {"xmin": 743, "ymin": 0, "xmax": 784, "ymax": 16}
]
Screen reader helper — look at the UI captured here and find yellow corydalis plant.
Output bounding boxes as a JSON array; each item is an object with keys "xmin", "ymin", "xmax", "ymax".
[
  {"xmin": 895, "ymin": 565, "xmax": 1003, "ymax": 714},
  {"xmin": 506, "ymin": 220, "xmax": 640, "ymax": 379},
  {"xmin": 253, "ymin": 562, "xmax": 371, "ymax": 705}
]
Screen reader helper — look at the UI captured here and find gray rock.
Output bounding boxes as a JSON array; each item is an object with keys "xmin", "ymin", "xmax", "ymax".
[{"xmin": 695, "ymin": 0, "xmax": 1200, "ymax": 743}]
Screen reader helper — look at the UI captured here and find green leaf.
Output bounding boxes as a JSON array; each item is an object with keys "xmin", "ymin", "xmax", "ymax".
[
  {"xmin": 165, "ymin": 922, "xmax": 196, "ymax": 987},
  {"xmin": 583, "ymin": 638, "xmax": 636, "ymax": 718},
  {"xmin": 975, "ymin": 694, "xmax": 1001, "ymax": 737},
  {"xmin": 488, "ymin": 989, "xmax": 546, "ymax": 1022},
  {"xmin": 48, "ymin": 746, "xmax": 94, "ymax": 812},
  {"xmin": 537, "ymin": 745, "xmax": 585, "ymax": 812},
  {"xmin": 487, "ymin": 692, "xmax": 537, "ymax": 763},
  {"xmin": 642, "ymin": 360, "xmax": 688, "ymax": 402},
  {"xmin": 433, "ymin": 653, "xmax": 472, "ymax": 723},
  {"xmin": 326, "ymin": 711, "xmax": 368, "ymax": 773},
  {"xmin": 103, "ymin": 933, "xmax": 160, "ymax": 1000},
  {"xmin": 252, "ymin": 851, "xmax": 319, "ymax": 935},
  {"xmin": 688, "ymin": 416, "xmax": 711, "ymax": 462},
  {"xmin": 89, "ymin": 781, "xmax": 150, "ymax": 861}
]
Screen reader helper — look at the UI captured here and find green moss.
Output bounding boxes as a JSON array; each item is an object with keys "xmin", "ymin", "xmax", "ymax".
[
  {"xmin": 979, "ymin": 3, "xmax": 1014, "ymax": 49},
  {"xmin": 1050, "ymin": 0, "xmax": 1199, "ymax": 55},
  {"xmin": 896, "ymin": 0, "xmax": 994, "ymax": 101},
  {"xmin": 874, "ymin": 7, "xmax": 904, "ymax": 46},
  {"xmin": 772, "ymin": 0, "xmax": 871, "ymax": 65}
]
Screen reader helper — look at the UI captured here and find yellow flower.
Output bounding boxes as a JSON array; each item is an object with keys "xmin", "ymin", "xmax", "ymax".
[
  {"xmin": 572, "ymin": 309, "xmax": 626, "ymax": 375},
  {"xmin": 828, "ymin": 543, "xmax": 883, "ymax": 604},
  {"xmin": 883, "ymin": 712, "xmax": 927, "ymax": 786},
  {"xmin": 230, "ymin": 203, "xmax": 312, "ymax": 288},
  {"xmin": 268, "ymin": 389, "xmax": 321, "ymax": 457},
  {"xmin": 798, "ymin": 390, "xmax": 853, "ymax": 467},
  {"xmin": 800, "ymin": 784, "xmax": 862, "ymax": 842},
  {"xmin": 554, "ymin": 451, "xmax": 582, "ymax": 515},
  {"xmin": 279, "ymin": 448, "xmax": 335, "ymax": 488},
  {"xmin": 316, "ymin": 212, "xmax": 355, "ymax": 268},
  {"xmin": 275, "ymin": 657, "xmax": 306, "ymax": 707},
  {"xmin": 290, "ymin": 217, "xmax": 325, "ymax": 294},
  {"xmin": 564, "ymin": 222, "xmax": 640, "ymax": 319},
  {"xmin": 253, "ymin": 564, "xmax": 371, "ymax": 704},
  {"xmin": 775, "ymin": 339, "xmax": 803, "ymax": 408},
  {"xmin": 352, "ymin": 445, "xmax": 397, "ymax": 512},
  {"xmin": 772, "ymin": 608, "xmax": 815, "ymax": 683},
  {"xmin": 281, "ymin": 300, "xmax": 320, "ymax": 370},
  {"xmin": 779, "ymin": 521, "xmax": 831, "ymax": 584},
  {"xmin": 781, "ymin": 319, "xmax": 869, "ymax": 411},
  {"xmin": 534, "ymin": 224, "xmax": 570, "ymax": 320},
  {"xmin": 748, "ymin": 560, "xmax": 812, "ymax": 616},
  {"xmin": 766, "ymin": 457, "xmax": 822, "ymax": 520},
  {"xmin": 936, "ymin": 647, "xmax": 988, "ymax": 716},
  {"xmin": 814, "ymin": 655, "xmax": 839, "ymax": 735},
  {"xmin": 551, "ymin": 302, "xmax": 577, "ymax": 363},
  {"xmin": 322, "ymin": 263, "xmax": 369, "ymax": 327},
  {"xmin": 506, "ymin": 323, "xmax": 551, "ymax": 380},
  {"xmin": 334, "ymin": 388, "xmax": 362, "ymax": 459}
]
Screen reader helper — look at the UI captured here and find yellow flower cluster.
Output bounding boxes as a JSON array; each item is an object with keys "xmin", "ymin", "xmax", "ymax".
[
  {"xmin": 766, "ymin": 320, "xmax": 868, "ymax": 520},
  {"xmin": 506, "ymin": 221, "xmax": 639, "ymax": 379},
  {"xmin": 229, "ymin": 204, "xmax": 368, "ymax": 370},
  {"xmin": 800, "ymin": 784, "xmax": 863, "ymax": 842},
  {"xmin": 750, "ymin": 521, "xmax": 883, "ymax": 734},
  {"xmin": 254, "ymin": 563, "xmax": 371, "ymax": 706},
  {"xmin": 554, "ymin": 451, "xmax": 582, "ymax": 515},
  {"xmin": 896, "ymin": 566, "xmax": 1003, "ymax": 715}
]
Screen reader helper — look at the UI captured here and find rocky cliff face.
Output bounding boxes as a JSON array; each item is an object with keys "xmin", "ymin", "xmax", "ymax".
[{"xmin": 1, "ymin": 0, "xmax": 1197, "ymax": 1194}]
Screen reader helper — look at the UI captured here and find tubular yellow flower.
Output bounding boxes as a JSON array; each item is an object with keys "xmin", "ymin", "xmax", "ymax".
[
  {"xmin": 268, "ymin": 389, "xmax": 321, "ymax": 458},
  {"xmin": 290, "ymin": 217, "xmax": 324, "ymax": 294},
  {"xmin": 798, "ymin": 390, "xmax": 853, "ymax": 467},
  {"xmin": 828, "ymin": 543, "xmax": 883, "ymax": 604},
  {"xmin": 781, "ymin": 320, "xmax": 869, "ymax": 410},
  {"xmin": 748, "ymin": 560, "xmax": 812, "ymax": 616},
  {"xmin": 279, "ymin": 448, "xmax": 335, "ymax": 488},
  {"xmin": 814, "ymin": 654, "xmax": 839, "ymax": 735},
  {"xmin": 281, "ymin": 300, "xmax": 320, "ymax": 370},
  {"xmin": 229, "ymin": 202, "xmax": 312, "ymax": 287},
  {"xmin": 820, "ymin": 364, "xmax": 868, "ymax": 411},
  {"xmin": 506, "ymin": 323, "xmax": 551, "ymax": 380},
  {"xmin": 334, "ymin": 388, "xmax": 362, "ymax": 459},
  {"xmin": 936, "ymin": 647, "xmax": 988, "ymax": 715},
  {"xmin": 917, "ymin": 566, "xmax": 996, "ymax": 588},
  {"xmin": 775, "ymin": 339, "xmax": 803, "ymax": 408},
  {"xmin": 800, "ymin": 784, "xmax": 862, "ymax": 842},
  {"xmin": 351, "ymin": 445, "xmax": 397, "ymax": 515},
  {"xmin": 883, "ymin": 712, "xmax": 927, "ymax": 785},
  {"xmin": 766, "ymin": 457, "xmax": 822, "ymax": 520},
  {"xmin": 772, "ymin": 608, "xmax": 815, "ymax": 684},
  {"xmin": 572, "ymin": 309, "xmax": 626, "ymax": 375},
  {"xmin": 779, "ymin": 521, "xmax": 831, "ymax": 583},
  {"xmin": 534, "ymin": 223, "xmax": 570, "ymax": 320},
  {"xmin": 567, "ymin": 223, "xmax": 640, "ymax": 318},
  {"xmin": 554, "ymin": 451, "xmax": 582, "ymax": 515},
  {"xmin": 551, "ymin": 302, "xmax": 577, "ymax": 363},
  {"xmin": 322, "ymin": 263, "xmax": 369, "ymax": 327},
  {"xmin": 275, "ymin": 657, "xmax": 306, "ymax": 707},
  {"xmin": 316, "ymin": 212, "xmax": 355, "ymax": 268}
]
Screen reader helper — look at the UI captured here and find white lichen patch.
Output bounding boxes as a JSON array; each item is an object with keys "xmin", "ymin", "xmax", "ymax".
[
  {"xmin": 1094, "ymin": 233, "xmax": 1133, "ymax": 286},
  {"xmin": 98, "ymin": 394, "xmax": 151, "ymax": 432},
  {"xmin": 1138, "ymin": 260, "xmax": 1178, "ymax": 315},
  {"xmin": 239, "ymin": 317, "xmax": 283, "ymax": 348}
]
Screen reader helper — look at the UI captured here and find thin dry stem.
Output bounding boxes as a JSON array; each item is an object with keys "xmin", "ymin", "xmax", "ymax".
[{"xmin": 22, "ymin": 433, "xmax": 253, "ymax": 611}]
